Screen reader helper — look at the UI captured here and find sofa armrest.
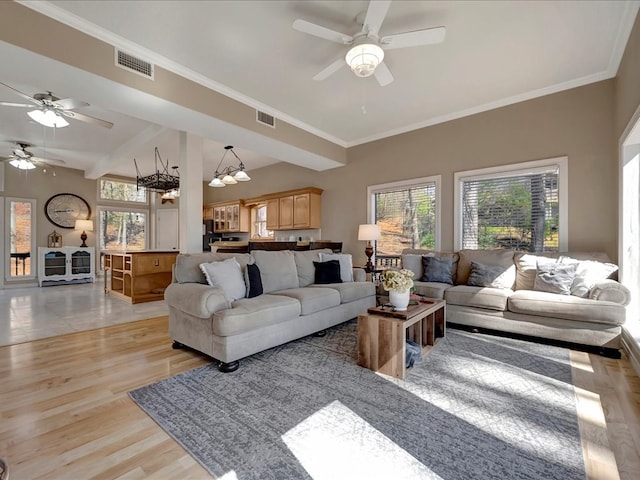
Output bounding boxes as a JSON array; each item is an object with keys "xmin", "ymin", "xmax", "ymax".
[
  {"xmin": 352, "ymin": 267, "xmax": 366, "ymax": 282},
  {"xmin": 165, "ymin": 283, "xmax": 230, "ymax": 318},
  {"xmin": 589, "ymin": 279, "xmax": 631, "ymax": 306}
]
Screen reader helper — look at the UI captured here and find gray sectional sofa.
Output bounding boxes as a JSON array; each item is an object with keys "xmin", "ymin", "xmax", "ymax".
[
  {"xmin": 401, "ymin": 248, "xmax": 630, "ymax": 357},
  {"xmin": 165, "ymin": 249, "xmax": 375, "ymax": 371}
]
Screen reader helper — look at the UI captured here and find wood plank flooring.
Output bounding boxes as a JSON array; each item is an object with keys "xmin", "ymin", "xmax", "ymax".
[{"xmin": 1, "ymin": 317, "xmax": 639, "ymax": 479}]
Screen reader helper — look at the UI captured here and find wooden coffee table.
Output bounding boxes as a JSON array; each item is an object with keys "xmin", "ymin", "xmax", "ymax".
[{"xmin": 357, "ymin": 298, "xmax": 446, "ymax": 379}]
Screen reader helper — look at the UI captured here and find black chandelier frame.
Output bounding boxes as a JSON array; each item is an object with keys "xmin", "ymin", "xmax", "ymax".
[{"xmin": 134, "ymin": 147, "xmax": 179, "ymax": 193}]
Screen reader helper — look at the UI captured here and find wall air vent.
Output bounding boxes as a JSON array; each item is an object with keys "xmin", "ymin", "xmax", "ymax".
[
  {"xmin": 256, "ymin": 110, "xmax": 276, "ymax": 128},
  {"xmin": 115, "ymin": 49, "xmax": 154, "ymax": 79}
]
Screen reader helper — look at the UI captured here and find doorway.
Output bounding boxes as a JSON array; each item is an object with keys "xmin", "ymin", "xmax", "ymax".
[{"xmin": 157, "ymin": 208, "xmax": 179, "ymax": 250}]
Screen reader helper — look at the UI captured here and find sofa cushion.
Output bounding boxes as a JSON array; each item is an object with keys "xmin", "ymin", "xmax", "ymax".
[
  {"xmin": 559, "ymin": 258, "xmax": 619, "ymax": 297},
  {"xmin": 412, "ymin": 281, "xmax": 450, "ymax": 300},
  {"xmin": 211, "ymin": 294, "xmax": 302, "ymax": 336},
  {"xmin": 294, "ymin": 249, "xmax": 331, "ymax": 287},
  {"xmin": 310, "ymin": 281, "xmax": 375, "ymax": 304},
  {"xmin": 199, "ymin": 258, "xmax": 246, "ymax": 301},
  {"xmin": 514, "ymin": 253, "xmax": 559, "ymax": 290},
  {"xmin": 508, "ymin": 290, "xmax": 626, "ymax": 326},
  {"xmin": 444, "ymin": 285, "xmax": 511, "ymax": 311},
  {"xmin": 533, "ymin": 262, "xmax": 578, "ymax": 295},
  {"xmin": 421, "ymin": 256, "xmax": 454, "ymax": 284},
  {"xmin": 271, "ymin": 287, "xmax": 341, "ymax": 315},
  {"xmin": 319, "ymin": 252, "xmax": 354, "ymax": 282},
  {"xmin": 175, "ymin": 252, "xmax": 255, "ymax": 284},
  {"xmin": 252, "ymin": 250, "xmax": 299, "ymax": 294},
  {"xmin": 457, "ymin": 249, "xmax": 515, "ymax": 287},
  {"xmin": 467, "ymin": 261, "xmax": 514, "ymax": 289}
]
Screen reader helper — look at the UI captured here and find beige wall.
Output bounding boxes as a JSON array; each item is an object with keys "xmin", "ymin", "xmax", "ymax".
[
  {"xmin": 202, "ymin": 80, "xmax": 617, "ymax": 264},
  {"xmin": 3, "ymin": 165, "xmax": 97, "ymax": 250},
  {"xmin": 615, "ymin": 12, "xmax": 640, "ymax": 140}
]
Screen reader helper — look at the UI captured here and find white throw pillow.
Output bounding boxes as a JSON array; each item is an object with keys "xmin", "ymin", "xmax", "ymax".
[
  {"xmin": 561, "ymin": 258, "xmax": 618, "ymax": 297},
  {"xmin": 319, "ymin": 253, "xmax": 354, "ymax": 282},
  {"xmin": 199, "ymin": 258, "xmax": 246, "ymax": 302}
]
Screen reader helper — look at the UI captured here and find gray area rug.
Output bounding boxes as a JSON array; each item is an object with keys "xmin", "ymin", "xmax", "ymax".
[{"xmin": 129, "ymin": 321, "xmax": 586, "ymax": 479}]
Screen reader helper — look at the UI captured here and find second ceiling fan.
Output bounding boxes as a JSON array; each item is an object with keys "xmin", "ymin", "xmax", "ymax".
[{"xmin": 293, "ymin": 0, "xmax": 446, "ymax": 86}]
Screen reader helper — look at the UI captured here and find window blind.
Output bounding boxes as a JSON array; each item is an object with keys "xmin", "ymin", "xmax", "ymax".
[
  {"xmin": 374, "ymin": 183, "xmax": 437, "ymax": 255},
  {"xmin": 460, "ymin": 166, "xmax": 559, "ymax": 252}
]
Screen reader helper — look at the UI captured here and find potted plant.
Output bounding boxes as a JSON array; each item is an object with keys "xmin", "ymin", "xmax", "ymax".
[{"xmin": 381, "ymin": 269, "xmax": 415, "ymax": 311}]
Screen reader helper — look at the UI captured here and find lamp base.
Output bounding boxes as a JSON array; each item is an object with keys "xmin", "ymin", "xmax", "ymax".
[
  {"xmin": 80, "ymin": 231, "xmax": 88, "ymax": 248},
  {"xmin": 364, "ymin": 243, "xmax": 374, "ymax": 272}
]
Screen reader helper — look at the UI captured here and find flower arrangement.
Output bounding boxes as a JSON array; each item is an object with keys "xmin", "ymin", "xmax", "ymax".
[{"xmin": 381, "ymin": 269, "xmax": 415, "ymax": 292}]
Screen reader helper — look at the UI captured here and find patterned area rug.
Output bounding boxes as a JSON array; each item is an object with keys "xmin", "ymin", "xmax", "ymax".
[{"xmin": 129, "ymin": 321, "xmax": 586, "ymax": 480}]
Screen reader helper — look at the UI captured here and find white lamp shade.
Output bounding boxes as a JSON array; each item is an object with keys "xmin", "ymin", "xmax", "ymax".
[
  {"xmin": 209, "ymin": 177, "xmax": 225, "ymax": 187},
  {"xmin": 221, "ymin": 174, "xmax": 237, "ymax": 185},
  {"xmin": 75, "ymin": 219, "xmax": 94, "ymax": 232},
  {"xmin": 345, "ymin": 43, "xmax": 384, "ymax": 78},
  {"xmin": 358, "ymin": 224, "xmax": 381, "ymax": 241},
  {"xmin": 234, "ymin": 170, "xmax": 251, "ymax": 181},
  {"xmin": 28, "ymin": 109, "xmax": 69, "ymax": 128}
]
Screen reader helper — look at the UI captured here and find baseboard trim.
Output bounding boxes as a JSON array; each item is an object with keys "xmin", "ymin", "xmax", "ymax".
[{"xmin": 621, "ymin": 329, "xmax": 640, "ymax": 377}]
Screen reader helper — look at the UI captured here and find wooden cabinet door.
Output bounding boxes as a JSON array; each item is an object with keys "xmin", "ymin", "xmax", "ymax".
[
  {"xmin": 293, "ymin": 193, "xmax": 310, "ymax": 228},
  {"xmin": 278, "ymin": 195, "xmax": 294, "ymax": 229},
  {"xmin": 214, "ymin": 206, "xmax": 227, "ymax": 232},
  {"xmin": 203, "ymin": 206, "xmax": 214, "ymax": 220},
  {"xmin": 266, "ymin": 198, "xmax": 280, "ymax": 230},
  {"xmin": 227, "ymin": 204, "xmax": 239, "ymax": 231}
]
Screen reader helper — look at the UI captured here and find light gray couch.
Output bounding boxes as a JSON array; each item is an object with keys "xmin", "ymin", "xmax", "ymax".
[
  {"xmin": 165, "ymin": 249, "xmax": 375, "ymax": 371},
  {"xmin": 401, "ymin": 248, "xmax": 630, "ymax": 357}
]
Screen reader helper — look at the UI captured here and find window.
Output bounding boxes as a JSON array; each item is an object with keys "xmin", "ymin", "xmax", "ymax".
[
  {"xmin": 98, "ymin": 177, "xmax": 149, "ymax": 252},
  {"xmin": 454, "ymin": 157, "xmax": 567, "ymax": 252},
  {"xmin": 99, "ymin": 178, "xmax": 147, "ymax": 203},
  {"xmin": 367, "ymin": 176, "xmax": 441, "ymax": 258},
  {"xmin": 252, "ymin": 204, "xmax": 272, "ymax": 239},
  {"xmin": 6, "ymin": 198, "xmax": 36, "ymax": 279}
]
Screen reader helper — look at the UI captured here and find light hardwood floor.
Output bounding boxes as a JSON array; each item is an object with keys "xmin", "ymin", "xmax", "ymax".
[{"xmin": 1, "ymin": 316, "xmax": 639, "ymax": 479}]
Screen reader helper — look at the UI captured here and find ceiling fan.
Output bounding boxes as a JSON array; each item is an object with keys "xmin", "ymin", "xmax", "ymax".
[
  {"xmin": 0, "ymin": 81, "xmax": 113, "ymax": 129},
  {"xmin": 3, "ymin": 142, "xmax": 66, "ymax": 171},
  {"xmin": 293, "ymin": 0, "xmax": 445, "ymax": 86}
]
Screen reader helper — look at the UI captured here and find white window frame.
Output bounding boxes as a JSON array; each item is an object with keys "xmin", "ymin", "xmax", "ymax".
[
  {"xmin": 454, "ymin": 157, "xmax": 568, "ymax": 252},
  {"xmin": 5, "ymin": 197, "xmax": 36, "ymax": 282},
  {"xmin": 367, "ymin": 175, "xmax": 442, "ymax": 251},
  {"xmin": 96, "ymin": 205, "xmax": 150, "ymax": 252}
]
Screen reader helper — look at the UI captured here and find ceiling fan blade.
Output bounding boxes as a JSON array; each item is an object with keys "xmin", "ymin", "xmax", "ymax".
[
  {"xmin": 0, "ymin": 101, "xmax": 33, "ymax": 108},
  {"xmin": 381, "ymin": 26, "xmax": 446, "ymax": 50},
  {"xmin": 293, "ymin": 19, "xmax": 353, "ymax": 44},
  {"xmin": 363, "ymin": 0, "xmax": 391, "ymax": 37},
  {"xmin": 374, "ymin": 62, "xmax": 394, "ymax": 86},
  {"xmin": 53, "ymin": 97, "xmax": 90, "ymax": 110},
  {"xmin": 313, "ymin": 58, "xmax": 347, "ymax": 81},
  {"xmin": 31, "ymin": 156, "xmax": 66, "ymax": 166},
  {"xmin": 0, "ymin": 81, "xmax": 42, "ymax": 106},
  {"xmin": 60, "ymin": 110, "xmax": 114, "ymax": 129}
]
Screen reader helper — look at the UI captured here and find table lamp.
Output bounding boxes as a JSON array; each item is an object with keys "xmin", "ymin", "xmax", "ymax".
[
  {"xmin": 358, "ymin": 224, "xmax": 381, "ymax": 271},
  {"xmin": 75, "ymin": 219, "xmax": 94, "ymax": 247}
]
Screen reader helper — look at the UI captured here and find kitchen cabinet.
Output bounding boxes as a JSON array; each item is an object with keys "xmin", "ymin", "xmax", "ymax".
[
  {"xmin": 203, "ymin": 205, "xmax": 214, "ymax": 220},
  {"xmin": 103, "ymin": 251, "xmax": 178, "ymax": 303},
  {"xmin": 38, "ymin": 247, "xmax": 95, "ymax": 287},
  {"xmin": 207, "ymin": 201, "xmax": 249, "ymax": 233},
  {"xmin": 263, "ymin": 188, "xmax": 321, "ymax": 230}
]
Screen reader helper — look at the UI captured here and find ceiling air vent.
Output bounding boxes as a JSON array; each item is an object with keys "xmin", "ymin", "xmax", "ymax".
[
  {"xmin": 115, "ymin": 49, "xmax": 154, "ymax": 79},
  {"xmin": 256, "ymin": 110, "xmax": 276, "ymax": 128}
]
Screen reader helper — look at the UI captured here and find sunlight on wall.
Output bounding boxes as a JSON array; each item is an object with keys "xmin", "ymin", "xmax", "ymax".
[
  {"xmin": 622, "ymin": 151, "xmax": 640, "ymax": 335},
  {"xmin": 282, "ymin": 400, "xmax": 439, "ymax": 480}
]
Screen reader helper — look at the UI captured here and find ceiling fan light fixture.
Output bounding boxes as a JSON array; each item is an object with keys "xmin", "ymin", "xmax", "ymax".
[
  {"xmin": 9, "ymin": 158, "xmax": 36, "ymax": 170},
  {"xmin": 345, "ymin": 43, "xmax": 384, "ymax": 77},
  {"xmin": 27, "ymin": 108, "xmax": 69, "ymax": 128}
]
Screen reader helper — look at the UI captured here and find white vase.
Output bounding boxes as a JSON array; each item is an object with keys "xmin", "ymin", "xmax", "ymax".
[{"xmin": 389, "ymin": 289, "xmax": 410, "ymax": 311}]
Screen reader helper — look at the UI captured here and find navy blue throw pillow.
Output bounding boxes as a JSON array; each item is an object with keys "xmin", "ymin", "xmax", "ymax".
[
  {"xmin": 313, "ymin": 260, "xmax": 343, "ymax": 284},
  {"xmin": 244, "ymin": 263, "xmax": 264, "ymax": 298},
  {"xmin": 421, "ymin": 256, "xmax": 454, "ymax": 284}
]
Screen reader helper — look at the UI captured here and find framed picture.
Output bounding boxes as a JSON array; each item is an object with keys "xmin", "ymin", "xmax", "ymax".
[{"xmin": 47, "ymin": 231, "xmax": 62, "ymax": 248}]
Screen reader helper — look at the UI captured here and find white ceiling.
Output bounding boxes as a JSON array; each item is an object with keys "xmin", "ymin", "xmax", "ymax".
[{"xmin": 0, "ymin": 0, "xmax": 638, "ymax": 181}]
